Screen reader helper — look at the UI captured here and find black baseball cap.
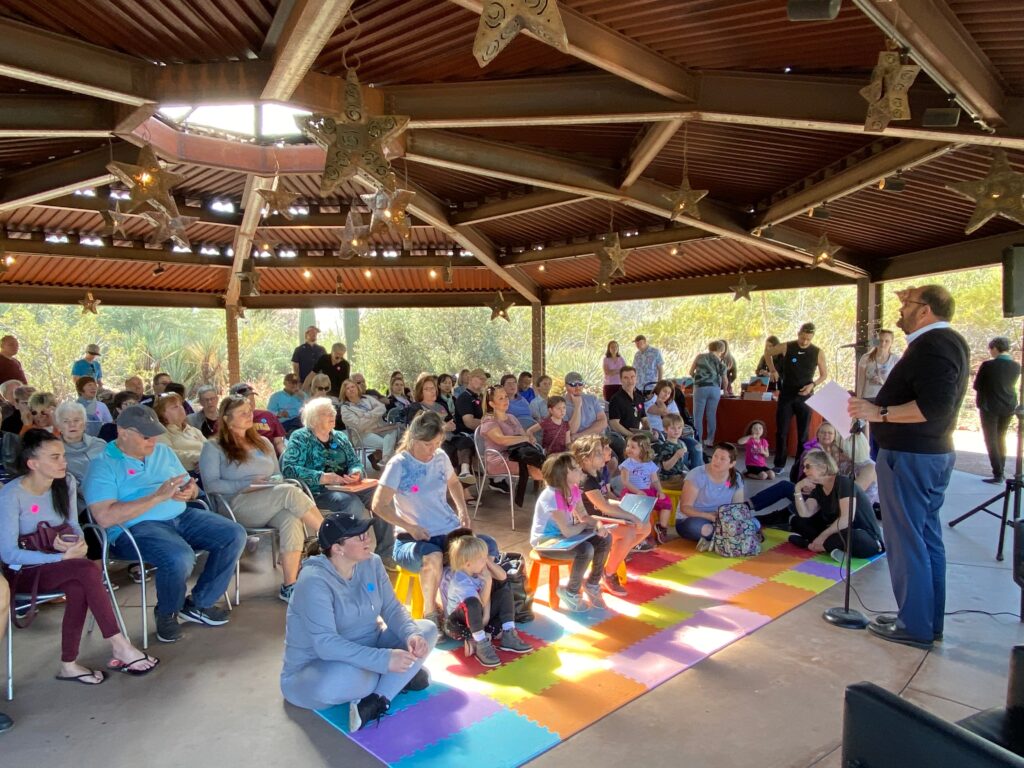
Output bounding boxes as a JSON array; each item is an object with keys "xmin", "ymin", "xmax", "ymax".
[
  {"xmin": 317, "ymin": 513, "xmax": 372, "ymax": 551},
  {"xmin": 116, "ymin": 405, "xmax": 166, "ymax": 437},
  {"xmin": 799, "ymin": 323, "xmax": 816, "ymax": 334}
]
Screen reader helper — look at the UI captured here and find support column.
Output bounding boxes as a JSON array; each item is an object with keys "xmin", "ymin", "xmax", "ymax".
[
  {"xmin": 226, "ymin": 306, "xmax": 240, "ymax": 385},
  {"xmin": 531, "ymin": 303, "xmax": 546, "ymax": 376},
  {"xmin": 855, "ymin": 279, "xmax": 883, "ymax": 357}
]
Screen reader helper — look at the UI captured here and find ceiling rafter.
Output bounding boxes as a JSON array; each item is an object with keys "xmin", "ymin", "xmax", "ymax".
[
  {"xmin": 451, "ymin": 190, "xmax": 581, "ymax": 225},
  {"xmin": 871, "ymin": 230, "xmax": 1024, "ymax": 282},
  {"xmin": 0, "ymin": 95, "xmax": 123, "ymax": 138},
  {"xmin": 620, "ymin": 119, "xmax": 684, "ymax": 190},
  {"xmin": 500, "ymin": 225, "xmax": 711, "ymax": 266},
  {"xmin": 225, "ymin": 175, "xmax": 275, "ymax": 306}
]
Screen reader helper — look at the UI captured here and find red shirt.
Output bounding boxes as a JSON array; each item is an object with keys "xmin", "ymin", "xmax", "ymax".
[
  {"xmin": 252, "ymin": 410, "xmax": 286, "ymax": 442},
  {"xmin": 0, "ymin": 355, "xmax": 27, "ymax": 384},
  {"xmin": 540, "ymin": 417, "xmax": 570, "ymax": 454}
]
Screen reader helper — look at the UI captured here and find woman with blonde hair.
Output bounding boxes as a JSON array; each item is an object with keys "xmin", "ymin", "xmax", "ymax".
[
  {"xmin": 154, "ymin": 392, "xmax": 207, "ymax": 473},
  {"xmin": 20, "ymin": 392, "xmax": 58, "ymax": 436},
  {"xmin": 338, "ymin": 378, "xmax": 398, "ymax": 468}
]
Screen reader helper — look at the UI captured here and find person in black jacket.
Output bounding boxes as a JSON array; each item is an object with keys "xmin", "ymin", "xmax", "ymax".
[
  {"xmin": 849, "ymin": 285, "xmax": 970, "ymax": 650},
  {"xmin": 973, "ymin": 336, "xmax": 1021, "ymax": 484}
]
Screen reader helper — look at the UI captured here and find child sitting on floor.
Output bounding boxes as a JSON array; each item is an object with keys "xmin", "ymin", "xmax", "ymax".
[
  {"xmin": 621, "ymin": 434, "xmax": 674, "ymax": 544},
  {"xmin": 539, "ymin": 396, "xmax": 571, "ymax": 454},
  {"xmin": 654, "ymin": 412, "xmax": 689, "ymax": 491},
  {"xmin": 440, "ymin": 534, "xmax": 532, "ymax": 667},
  {"xmin": 738, "ymin": 420, "xmax": 774, "ymax": 480},
  {"xmin": 531, "ymin": 452, "xmax": 612, "ymax": 613}
]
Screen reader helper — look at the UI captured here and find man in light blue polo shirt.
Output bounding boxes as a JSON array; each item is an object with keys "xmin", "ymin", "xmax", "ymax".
[
  {"xmin": 267, "ymin": 373, "xmax": 308, "ymax": 434},
  {"xmin": 84, "ymin": 405, "xmax": 246, "ymax": 644}
]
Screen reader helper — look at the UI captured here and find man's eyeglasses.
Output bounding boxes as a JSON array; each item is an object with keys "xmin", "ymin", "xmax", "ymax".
[
  {"xmin": 901, "ymin": 299, "xmax": 927, "ymax": 308},
  {"xmin": 566, "ymin": 382, "xmax": 584, "ymax": 388}
]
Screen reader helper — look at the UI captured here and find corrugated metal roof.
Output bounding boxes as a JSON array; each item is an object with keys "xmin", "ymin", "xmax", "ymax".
[
  {"xmin": 0, "ymin": 139, "xmax": 105, "ymax": 176},
  {"xmin": 476, "ymin": 198, "xmax": 666, "ymax": 247},
  {"xmin": 259, "ymin": 264, "xmax": 507, "ymax": 295},
  {"xmin": 948, "ymin": 0, "xmax": 1024, "ymax": 95},
  {"xmin": 0, "ymin": 253, "xmax": 227, "ymax": 291}
]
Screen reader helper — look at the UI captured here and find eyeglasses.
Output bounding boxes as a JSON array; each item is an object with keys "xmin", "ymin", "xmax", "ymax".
[
  {"xmin": 30, "ymin": 409, "xmax": 49, "ymax": 416},
  {"xmin": 901, "ymin": 299, "xmax": 927, "ymax": 308},
  {"xmin": 344, "ymin": 531, "xmax": 370, "ymax": 542},
  {"xmin": 566, "ymin": 382, "xmax": 584, "ymax": 387},
  {"xmin": 315, "ymin": 386, "xmax": 330, "ymax": 391}
]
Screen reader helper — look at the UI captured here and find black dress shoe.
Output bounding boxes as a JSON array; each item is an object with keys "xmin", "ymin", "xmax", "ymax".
[
  {"xmin": 875, "ymin": 613, "xmax": 942, "ymax": 641},
  {"xmin": 982, "ymin": 475, "xmax": 1005, "ymax": 484},
  {"xmin": 868, "ymin": 619, "xmax": 934, "ymax": 649},
  {"xmin": 0, "ymin": 710, "xmax": 13, "ymax": 734}
]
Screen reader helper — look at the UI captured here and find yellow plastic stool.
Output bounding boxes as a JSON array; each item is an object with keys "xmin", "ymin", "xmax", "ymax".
[
  {"xmin": 393, "ymin": 568, "xmax": 424, "ymax": 619},
  {"xmin": 663, "ymin": 488, "xmax": 682, "ymax": 526}
]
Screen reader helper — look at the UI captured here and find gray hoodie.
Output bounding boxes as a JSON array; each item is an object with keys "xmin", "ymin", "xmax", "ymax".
[{"xmin": 281, "ymin": 554, "xmax": 418, "ymax": 679}]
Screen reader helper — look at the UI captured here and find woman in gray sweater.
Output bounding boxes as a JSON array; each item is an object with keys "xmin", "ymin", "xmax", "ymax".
[
  {"xmin": 281, "ymin": 513, "xmax": 437, "ymax": 731},
  {"xmin": 198, "ymin": 395, "xmax": 324, "ymax": 603}
]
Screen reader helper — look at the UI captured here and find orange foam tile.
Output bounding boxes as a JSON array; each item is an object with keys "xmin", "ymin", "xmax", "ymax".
[
  {"xmin": 586, "ymin": 614, "xmax": 663, "ymax": 654},
  {"xmin": 731, "ymin": 550, "xmax": 805, "ymax": 579},
  {"xmin": 511, "ymin": 669, "xmax": 647, "ymax": 737},
  {"xmin": 729, "ymin": 580, "xmax": 817, "ymax": 618}
]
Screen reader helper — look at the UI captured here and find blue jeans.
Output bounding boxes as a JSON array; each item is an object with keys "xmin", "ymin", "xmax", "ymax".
[
  {"xmin": 110, "ymin": 505, "xmax": 246, "ymax": 617},
  {"xmin": 675, "ymin": 480, "xmax": 795, "ymax": 540},
  {"xmin": 692, "ymin": 386, "xmax": 722, "ymax": 443},
  {"xmin": 314, "ymin": 489, "xmax": 395, "ymax": 560},
  {"xmin": 876, "ymin": 448, "xmax": 954, "ymax": 641},
  {"xmin": 682, "ymin": 437, "xmax": 703, "ymax": 470},
  {"xmin": 394, "ymin": 533, "xmax": 498, "ymax": 572}
]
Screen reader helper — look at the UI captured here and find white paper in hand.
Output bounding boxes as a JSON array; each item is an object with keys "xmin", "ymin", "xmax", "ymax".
[{"xmin": 806, "ymin": 381, "xmax": 854, "ymax": 439}]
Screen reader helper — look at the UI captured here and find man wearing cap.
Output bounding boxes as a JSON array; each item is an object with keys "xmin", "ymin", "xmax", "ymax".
[
  {"xmin": 268, "ymin": 373, "xmax": 308, "ymax": 434},
  {"xmin": 231, "ymin": 382, "xmax": 287, "ymax": 455},
  {"xmin": 72, "ymin": 344, "xmax": 104, "ymax": 388},
  {"xmin": 0, "ymin": 335, "xmax": 26, "ymax": 385},
  {"xmin": 292, "ymin": 325, "xmax": 327, "ymax": 383},
  {"xmin": 563, "ymin": 371, "xmax": 621, "ymax": 451},
  {"xmin": 632, "ymin": 335, "xmax": 664, "ymax": 397},
  {"xmin": 454, "ymin": 368, "xmax": 487, "ymax": 436},
  {"xmin": 84, "ymin": 405, "xmax": 247, "ymax": 644},
  {"xmin": 312, "ymin": 342, "xmax": 350, "ymax": 399},
  {"xmin": 765, "ymin": 323, "xmax": 828, "ymax": 471}
]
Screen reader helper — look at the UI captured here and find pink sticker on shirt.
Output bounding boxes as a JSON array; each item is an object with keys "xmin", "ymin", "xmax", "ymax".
[
  {"xmin": 128, "ymin": 469, "xmax": 136, "ymax": 475},
  {"xmin": 410, "ymin": 485, "xmax": 419, "ymax": 493},
  {"xmin": 30, "ymin": 504, "xmax": 39, "ymax": 514}
]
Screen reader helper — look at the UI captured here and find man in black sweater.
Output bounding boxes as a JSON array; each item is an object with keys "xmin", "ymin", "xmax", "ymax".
[
  {"xmin": 764, "ymin": 322, "xmax": 828, "ymax": 471},
  {"xmin": 973, "ymin": 336, "xmax": 1021, "ymax": 484},
  {"xmin": 849, "ymin": 285, "xmax": 970, "ymax": 650}
]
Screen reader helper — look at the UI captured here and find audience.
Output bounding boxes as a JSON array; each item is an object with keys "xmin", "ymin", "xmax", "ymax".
[
  {"xmin": 517, "ymin": 371, "xmax": 535, "ymax": 402},
  {"xmin": 1, "ymin": 384, "xmax": 35, "ymax": 434},
  {"xmin": 188, "ymin": 385, "xmax": 221, "ymax": 437},
  {"xmin": 312, "ymin": 342, "xmax": 350, "ymax": 398},
  {"xmin": 21, "ymin": 392, "xmax": 58, "ymax": 436},
  {"xmin": 632, "ymin": 334, "xmax": 664, "ymax": 396},
  {"xmin": 529, "ymin": 375, "xmax": 553, "ymax": 422},
  {"xmin": 71, "ymin": 344, "xmax": 103, "ymax": 387},
  {"xmin": 230, "ymin": 382, "xmax": 286, "ymax": 456},
  {"xmin": 75, "ymin": 376, "xmax": 112, "ymax": 426},
  {"xmin": 0, "ymin": 582, "xmax": 9, "ymax": 732},
  {"xmin": 539, "ymin": 396, "xmax": 571, "ymax": 454},
  {"xmin": 501, "ymin": 373, "xmax": 534, "ymax": 428},
  {"xmin": 436, "ymin": 373, "xmax": 457, "ymax": 416},
  {"xmin": 338, "ymin": 378, "xmax": 398, "ymax": 469},
  {"xmin": 124, "ymin": 376, "xmax": 145, "ymax": 397},
  {"xmin": 603, "ymin": 340, "xmax": 626, "ymax": 401},
  {"xmin": 406, "ymin": 373, "xmax": 475, "ymax": 483},
  {"xmin": 55, "ymin": 401, "xmax": 106, "ymax": 491},
  {"xmin": 563, "ymin": 371, "xmax": 615, "ymax": 451},
  {"xmin": 607, "ymin": 366, "xmax": 647, "ymax": 457},
  {"xmin": 84, "ymin": 405, "xmax": 246, "ymax": 644},
  {"xmin": 291, "ymin": 325, "xmax": 326, "ymax": 383},
  {"xmin": 0, "ymin": 379, "xmax": 20, "ymax": 421},
  {"xmin": 98, "ymin": 390, "xmax": 138, "ymax": 442},
  {"xmin": 153, "ymin": 393, "xmax": 207, "ymax": 473},
  {"xmin": 690, "ymin": 340, "xmax": 727, "ymax": 446},
  {"xmin": 453, "ymin": 368, "xmax": 486, "ymax": 436},
  {"xmin": 0, "ymin": 335, "xmax": 27, "ymax": 385},
  {"xmin": 480, "ymin": 384, "xmax": 544, "ymax": 506},
  {"xmin": 267, "ymin": 373, "xmax": 307, "ymax": 433},
  {"xmin": 386, "ymin": 372, "xmax": 412, "ymax": 413},
  {"xmin": 140, "ymin": 372, "xmax": 171, "ymax": 407}
]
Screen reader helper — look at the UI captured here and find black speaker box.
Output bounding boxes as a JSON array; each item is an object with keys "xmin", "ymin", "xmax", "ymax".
[
  {"xmin": 787, "ymin": 0, "xmax": 842, "ymax": 21},
  {"xmin": 1003, "ymin": 246, "xmax": 1024, "ymax": 319}
]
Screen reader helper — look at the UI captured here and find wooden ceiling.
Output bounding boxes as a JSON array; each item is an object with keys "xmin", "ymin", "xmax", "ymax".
[{"xmin": 0, "ymin": 0, "xmax": 1022, "ymax": 310}]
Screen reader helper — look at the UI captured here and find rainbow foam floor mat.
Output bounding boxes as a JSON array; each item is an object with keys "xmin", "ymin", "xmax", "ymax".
[{"xmin": 316, "ymin": 531, "xmax": 880, "ymax": 767}]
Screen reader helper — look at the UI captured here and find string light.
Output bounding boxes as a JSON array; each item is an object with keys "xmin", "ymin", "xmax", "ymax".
[
  {"xmin": 302, "ymin": 269, "xmax": 312, "ymax": 279},
  {"xmin": 363, "ymin": 269, "xmax": 373, "ymax": 278}
]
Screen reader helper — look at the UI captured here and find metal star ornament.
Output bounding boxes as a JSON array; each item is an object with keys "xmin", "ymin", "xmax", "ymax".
[
  {"xmin": 946, "ymin": 150, "xmax": 1024, "ymax": 234},
  {"xmin": 860, "ymin": 50, "xmax": 921, "ymax": 132},
  {"xmin": 296, "ymin": 71, "xmax": 409, "ymax": 195},
  {"xmin": 665, "ymin": 177, "xmax": 709, "ymax": 221},
  {"xmin": 141, "ymin": 211, "xmax": 197, "ymax": 249},
  {"xmin": 361, "ymin": 184, "xmax": 416, "ymax": 241},
  {"xmin": 257, "ymin": 185, "xmax": 301, "ymax": 220},
  {"xmin": 594, "ymin": 260, "xmax": 613, "ymax": 294},
  {"xmin": 236, "ymin": 264, "xmax": 261, "ymax": 297},
  {"xmin": 340, "ymin": 208, "xmax": 371, "ymax": 259},
  {"xmin": 488, "ymin": 291, "xmax": 515, "ymax": 322},
  {"xmin": 729, "ymin": 274, "xmax": 756, "ymax": 301},
  {"xmin": 79, "ymin": 291, "xmax": 101, "ymax": 315},
  {"xmin": 474, "ymin": 0, "xmax": 569, "ymax": 67},
  {"xmin": 105, "ymin": 143, "xmax": 184, "ymax": 216},
  {"xmin": 100, "ymin": 201, "xmax": 130, "ymax": 239},
  {"xmin": 599, "ymin": 233, "xmax": 629, "ymax": 278},
  {"xmin": 811, "ymin": 233, "xmax": 840, "ymax": 268}
]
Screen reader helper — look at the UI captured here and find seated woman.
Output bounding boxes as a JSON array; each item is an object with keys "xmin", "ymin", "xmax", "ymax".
[
  {"xmin": 790, "ymin": 449, "xmax": 884, "ymax": 560},
  {"xmin": 75, "ymin": 376, "xmax": 112, "ymax": 427},
  {"xmin": 20, "ymin": 392, "xmax": 59, "ymax": 436},
  {"xmin": 676, "ymin": 442, "xmax": 796, "ymax": 548},
  {"xmin": 280, "ymin": 513, "xmax": 437, "ymax": 729},
  {"xmin": 0, "ymin": 429, "xmax": 158, "ymax": 681},
  {"xmin": 97, "ymin": 390, "xmax": 139, "ymax": 443},
  {"xmin": 386, "ymin": 372, "xmax": 412, "ymax": 414},
  {"xmin": 373, "ymin": 410, "xmax": 497, "ymax": 626},
  {"xmin": 436, "ymin": 373, "xmax": 458, "ymax": 419},
  {"xmin": 338, "ymin": 378, "xmax": 398, "ymax": 470},
  {"xmin": 56, "ymin": 401, "xmax": 106, "ymax": 489},
  {"xmin": 406, "ymin": 373, "xmax": 476, "ymax": 485},
  {"xmin": 570, "ymin": 434, "xmax": 648, "ymax": 596},
  {"xmin": 480, "ymin": 385, "xmax": 545, "ymax": 507},
  {"xmin": 281, "ymin": 397, "xmax": 395, "ymax": 568},
  {"xmin": 500, "ymin": 374, "xmax": 535, "ymax": 429},
  {"xmin": 791, "ymin": 422, "xmax": 878, "ymax": 504},
  {"xmin": 199, "ymin": 395, "xmax": 325, "ymax": 602},
  {"xmin": 154, "ymin": 392, "xmax": 207, "ymax": 474},
  {"xmin": 644, "ymin": 379, "xmax": 682, "ymax": 440}
]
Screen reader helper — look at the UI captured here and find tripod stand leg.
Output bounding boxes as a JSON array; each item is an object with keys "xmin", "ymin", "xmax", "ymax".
[
  {"xmin": 997, "ymin": 488, "xmax": 1012, "ymax": 562},
  {"xmin": 949, "ymin": 487, "xmax": 1009, "ymax": 528}
]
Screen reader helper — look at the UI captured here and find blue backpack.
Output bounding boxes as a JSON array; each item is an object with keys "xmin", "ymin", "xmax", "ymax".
[{"xmin": 712, "ymin": 503, "xmax": 762, "ymax": 557}]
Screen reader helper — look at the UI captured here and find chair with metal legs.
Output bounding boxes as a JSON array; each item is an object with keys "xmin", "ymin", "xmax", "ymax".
[
  {"xmin": 6, "ymin": 590, "xmax": 69, "ymax": 701},
  {"xmin": 209, "ymin": 492, "xmax": 279, "ymax": 607},
  {"xmin": 472, "ymin": 426, "xmax": 518, "ymax": 530}
]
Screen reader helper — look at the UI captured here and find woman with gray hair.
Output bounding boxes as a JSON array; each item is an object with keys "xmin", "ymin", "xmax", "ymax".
[
  {"xmin": 790, "ymin": 448, "xmax": 884, "ymax": 561},
  {"xmin": 281, "ymin": 397, "xmax": 396, "ymax": 569},
  {"xmin": 55, "ymin": 401, "xmax": 107, "ymax": 488}
]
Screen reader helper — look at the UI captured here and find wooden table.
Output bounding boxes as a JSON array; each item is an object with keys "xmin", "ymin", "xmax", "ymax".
[{"xmin": 684, "ymin": 395, "xmax": 823, "ymax": 457}]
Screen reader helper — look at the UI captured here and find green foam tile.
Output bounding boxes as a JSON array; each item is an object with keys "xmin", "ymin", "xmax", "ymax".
[{"xmin": 770, "ymin": 569, "xmax": 836, "ymax": 594}]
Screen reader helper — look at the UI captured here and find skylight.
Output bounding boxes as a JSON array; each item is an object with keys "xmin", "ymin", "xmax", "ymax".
[{"xmin": 157, "ymin": 103, "xmax": 311, "ymax": 140}]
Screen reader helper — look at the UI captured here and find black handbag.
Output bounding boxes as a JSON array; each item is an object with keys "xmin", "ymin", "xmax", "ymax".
[{"xmin": 497, "ymin": 551, "xmax": 534, "ymax": 624}]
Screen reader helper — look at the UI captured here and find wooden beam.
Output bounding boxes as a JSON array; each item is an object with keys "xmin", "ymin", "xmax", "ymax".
[
  {"xmin": 500, "ymin": 226, "xmax": 710, "ymax": 266},
  {"xmin": 0, "ymin": 284, "xmax": 223, "ymax": 309},
  {"xmin": 0, "ymin": 95, "xmax": 122, "ymax": 138},
  {"xmin": 620, "ymin": 119, "xmax": 683, "ymax": 190},
  {"xmin": 405, "ymin": 129, "xmax": 866, "ymax": 278},
  {"xmin": 244, "ymin": 290, "xmax": 501, "ymax": 309},
  {"xmin": 872, "ymin": 230, "xmax": 1024, "ymax": 282},
  {"xmin": 446, "ymin": 1, "xmax": 694, "ymax": 102},
  {"xmin": 452, "ymin": 190, "xmax": 581, "ymax": 225},
  {"xmin": 0, "ymin": 142, "xmax": 137, "ymax": 213},
  {"xmin": 226, "ymin": 176, "xmax": 276, "ymax": 306},
  {"xmin": 531, "ymin": 304, "xmax": 546, "ymax": 376},
  {"xmin": 754, "ymin": 139, "xmax": 956, "ymax": 229},
  {"xmin": 852, "ymin": 0, "xmax": 1007, "ymax": 128},
  {"xmin": 260, "ymin": 0, "xmax": 354, "ymax": 103}
]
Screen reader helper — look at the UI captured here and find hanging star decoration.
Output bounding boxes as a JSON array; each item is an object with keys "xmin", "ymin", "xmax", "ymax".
[
  {"xmin": 340, "ymin": 208, "xmax": 371, "ymax": 259},
  {"xmin": 443, "ymin": 257, "xmax": 454, "ymax": 285},
  {"xmin": 296, "ymin": 71, "xmax": 409, "ymax": 195},
  {"xmin": 488, "ymin": 290, "xmax": 515, "ymax": 322},
  {"xmin": 230, "ymin": 305, "xmax": 246, "ymax": 320},
  {"xmin": 79, "ymin": 292, "xmax": 101, "ymax": 315},
  {"xmin": 474, "ymin": 0, "xmax": 569, "ymax": 67},
  {"xmin": 599, "ymin": 232, "xmax": 629, "ymax": 278},
  {"xmin": 257, "ymin": 184, "xmax": 301, "ymax": 220},
  {"xmin": 141, "ymin": 211, "xmax": 197, "ymax": 249},
  {"xmin": 236, "ymin": 263, "xmax": 261, "ymax": 297},
  {"xmin": 946, "ymin": 150, "xmax": 1024, "ymax": 234},
  {"xmin": 335, "ymin": 274, "xmax": 345, "ymax": 295},
  {"xmin": 860, "ymin": 48, "xmax": 921, "ymax": 132},
  {"xmin": 811, "ymin": 233, "xmax": 840, "ymax": 268},
  {"xmin": 105, "ymin": 143, "xmax": 184, "ymax": 216},
  {"xmin": 100, "ymin": 201, "xmax": 131, "ymax": 239},
  {"xmin": 729, "ymin": 274, "xmax": 756, "ymax": 302},
  {"xmin": 594, "ymin": 259, "xmax": 613, "ymax": 294},
  {"xmin": 665, "ymin": 176, "xmax": 709, "ymax": 221},
  {"xmin": 361, "ymin": 181, "xmax": 416, "ymax": 241}
]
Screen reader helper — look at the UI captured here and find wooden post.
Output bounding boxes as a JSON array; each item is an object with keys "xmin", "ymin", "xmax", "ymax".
[
  {"xmin": 531, "ymin": 303, "xmax": 546, "ymax": 376},
  {"xmin": 226, "ymin": 306, "xmax": 240, "ymax": 385},
  {"xmin": 855, "ymin": 278, "xmax": 882, "ymax": 357}
]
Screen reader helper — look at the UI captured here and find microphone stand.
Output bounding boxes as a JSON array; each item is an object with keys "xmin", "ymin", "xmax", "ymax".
[{"xmin": 823, "ymin": 419, "xmax": 870, "ymax": 630}]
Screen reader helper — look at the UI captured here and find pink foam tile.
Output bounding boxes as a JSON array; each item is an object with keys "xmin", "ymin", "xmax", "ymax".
[
  {"xmin": 689, "ymin": 569, "xmax": 763, "ymax": 601},
  {"xmin": 699, "ymin": 604, "xmax": 773, "ymax": 633},
  {"xmin": 607, "ymin": 625, "xmax": 709, "ymax": 688}
]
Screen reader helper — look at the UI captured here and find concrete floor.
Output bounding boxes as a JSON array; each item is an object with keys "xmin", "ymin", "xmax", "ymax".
[{"xmin": 2, "ymin": 467, "xmax": 1022, "ymax": 768}]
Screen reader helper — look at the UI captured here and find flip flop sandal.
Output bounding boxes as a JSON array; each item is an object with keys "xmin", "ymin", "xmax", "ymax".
[
  {"xmin": 107, "ymin": 655, "xmax": 161, "ymax": 676},
  {"xmin": 55, "ymin": 670, "xmax": 107, "ymax": 685}
]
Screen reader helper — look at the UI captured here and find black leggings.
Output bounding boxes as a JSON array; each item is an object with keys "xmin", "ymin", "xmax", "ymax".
[
  {"xmin": 508, "ymin": 444, "xmax": 545, "ymax": 506},
  {"xmin": 791, "ymin": 514, "xmax": 883, "ymax": 558},
  {"xmin": 446, "ymin": 578, "xmax": 514, "ymax": 638},
  {"xmin": 443, "ymin": 433, "xmax": 475, "ymax": 468}
]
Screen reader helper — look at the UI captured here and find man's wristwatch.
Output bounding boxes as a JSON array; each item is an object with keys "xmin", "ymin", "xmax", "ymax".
[{"xmin": 879, "ymin": 406, "xmax": 889, "ymax": 423}]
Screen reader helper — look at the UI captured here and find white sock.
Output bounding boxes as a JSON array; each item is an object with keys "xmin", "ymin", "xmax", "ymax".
[
  {"xmin": 472, "ymin": 630, "xmax": 486, "ymax": 641},
  {"xmin": 501, "ymin": 622, "xmax": 515, "ymax": 632},
  {"xmin": 461, "ymin": 463, "xmax": 470, "ymax": 474}
]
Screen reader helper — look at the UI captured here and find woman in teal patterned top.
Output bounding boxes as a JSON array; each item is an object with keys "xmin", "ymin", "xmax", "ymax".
[{"xmin": 281, "ymin": 398, "xmax": 395, "ymax": 567}]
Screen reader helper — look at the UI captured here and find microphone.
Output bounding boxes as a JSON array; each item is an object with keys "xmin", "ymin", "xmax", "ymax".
[{"xmin": 838, "ymin": 343, "xmax": 857, "ymax": 349}]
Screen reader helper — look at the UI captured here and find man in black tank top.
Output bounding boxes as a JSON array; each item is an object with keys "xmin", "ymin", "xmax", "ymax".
[{"xmin": 764, "ymin": 322, "xmax": 828, "ymax": 470}]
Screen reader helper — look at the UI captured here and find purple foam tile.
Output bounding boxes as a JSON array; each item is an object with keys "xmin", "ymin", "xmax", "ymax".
[
  {"xmin": 609, "ymin": 624, "xmax": 709, "ymax": 687},
  {"xmin": 690, "ymin": 570, "xmax": 763, "ymax": 600},
  {"xmin": 794, "ymin": 559, "xmax": 844, "ymax": 581},
  {"xmin": 700, "ymin": 604, "xmax": 773, "ymax": 633},
  {"xmin": 350, "ymin": 686, "xmax": 504, "ymax": 763}
]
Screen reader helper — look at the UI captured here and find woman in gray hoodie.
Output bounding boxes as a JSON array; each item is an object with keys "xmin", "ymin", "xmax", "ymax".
[{"xmin": 281, "ymin": 513, "xmax": 437, "ymax": 730}]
